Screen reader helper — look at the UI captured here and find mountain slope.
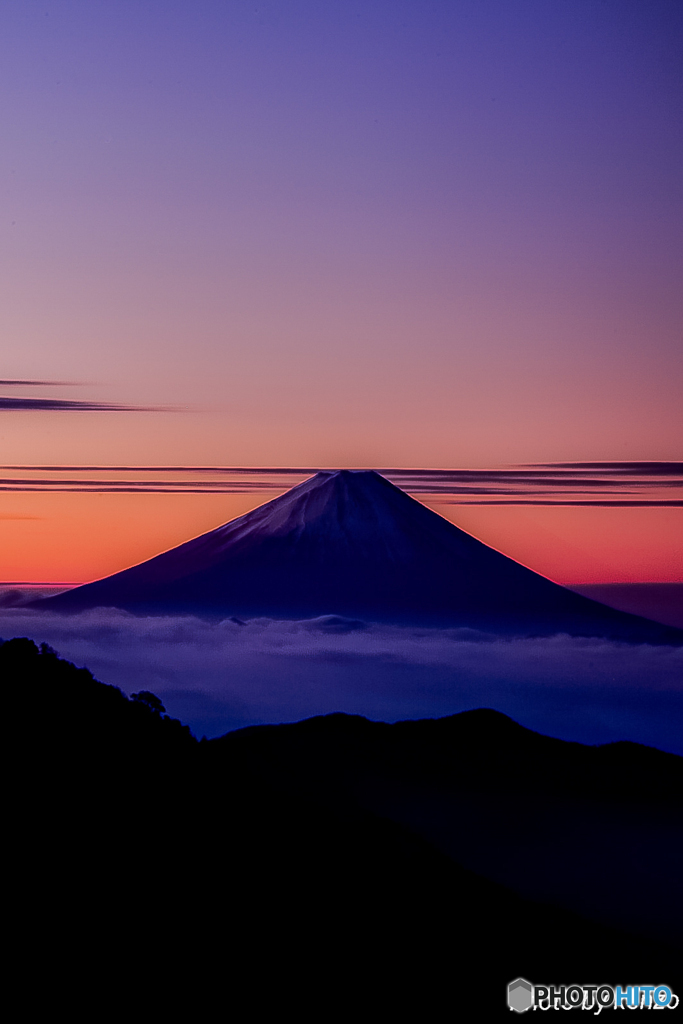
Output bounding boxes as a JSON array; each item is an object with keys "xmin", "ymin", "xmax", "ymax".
[
  {"xmin": 215, "ymin": 709, "xmax": 682, "ymax": 945},
  {"xmin": 36, "ymin": 470, "xmax": 683, "ymax": 642},
  {"xmin": 5, "ymin": 638, "xmax": 680, "ymax": 1016}
]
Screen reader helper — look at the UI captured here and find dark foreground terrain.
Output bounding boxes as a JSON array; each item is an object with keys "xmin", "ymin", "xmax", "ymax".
[{"xmin": 4, "ymin": 638, "xmax": 681, "ymax": 1015}]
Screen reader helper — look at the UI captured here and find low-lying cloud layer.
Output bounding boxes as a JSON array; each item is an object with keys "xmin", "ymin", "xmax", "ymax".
[{"xmin": 2, "ymin": 606, "xmax": 681, "ymax": 753}]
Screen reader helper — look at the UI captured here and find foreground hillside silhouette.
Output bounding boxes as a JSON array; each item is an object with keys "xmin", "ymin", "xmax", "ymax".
[
  {"xmin": 36, "ymin": 470, "xmax": 683, "ymax": 643},
  {"xmin": 5, "ymin": 638, "xmax": 680, "ymax": 1013}
]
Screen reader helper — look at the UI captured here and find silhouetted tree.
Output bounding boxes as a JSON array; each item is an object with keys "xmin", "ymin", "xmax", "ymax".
[{"xmin": 130, "ymin": 690, "xmax": 166, "ymax": 715}]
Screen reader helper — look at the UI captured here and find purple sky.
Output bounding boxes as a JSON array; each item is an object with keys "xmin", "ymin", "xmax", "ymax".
[{"xmin": 1, "ymin": 1, "xmax": 681, "ymax": 583}]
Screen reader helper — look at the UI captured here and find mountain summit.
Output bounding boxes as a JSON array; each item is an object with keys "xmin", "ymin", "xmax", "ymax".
[{"xmin": 36, "ymin": 470, "xmax": 682, "ymax": 641}]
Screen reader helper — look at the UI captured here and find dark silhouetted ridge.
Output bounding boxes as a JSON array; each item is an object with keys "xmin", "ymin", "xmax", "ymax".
[{"xmin": 4, "ymin": 638, "xmax": 680, "ymax": 1014}]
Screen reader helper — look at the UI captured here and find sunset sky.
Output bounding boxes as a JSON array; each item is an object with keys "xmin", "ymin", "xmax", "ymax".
[{"xmin": 1, "ymin": 1, "xmax": 681, "ymax": 585}]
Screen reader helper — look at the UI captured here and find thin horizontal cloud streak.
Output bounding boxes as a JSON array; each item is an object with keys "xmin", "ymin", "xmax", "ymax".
[
  {"xmin": 536, "ymin": 463, "xmax": 683, "ymax": 475},
  {"xmin": 0, "ymin": 477, "xmax": 279, "ymax": 488},
  {"xmin": 0, "ymin": 466, "xmax": 321, "ymax": 474},
  {"xmin": 0, "ymin": 486, "xmax": 258, "ymax": 494},
  {"xmin": 0, "ymin": 488, "xmax": 679, "ymax": 506},
  {"xmin": 0, "ymin": 463, "xmax": 679, "ymax": 505},
  {"xmin": 0, "ymin": 379, "xmax": 83, "ymax": 387},
  {"xmin": 0, "ymin": 397, "xmax": 180, "ymax": 412},
  {"xmin": 2, "ymin": 463, "xmax": 680, "ymax": 477}
]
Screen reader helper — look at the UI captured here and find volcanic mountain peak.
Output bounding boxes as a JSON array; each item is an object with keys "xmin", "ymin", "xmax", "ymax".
[
  {"xmin": 214, "ymin": 469, "xmax": 398, "ymax": 541},
  {"xmin": 222, "ymin": 469, "xmax": 427, "ymax": 533},
  {"xmin": 35, "ymin": 470, "xmax": 683, "ymax": 643},
  {"xmin": 168, "ymin": 468, "xmax": 482, "ymax": 571},
  {"xmin": 141, "ymin": 469, "xmax": 437, "ymax": 572}
]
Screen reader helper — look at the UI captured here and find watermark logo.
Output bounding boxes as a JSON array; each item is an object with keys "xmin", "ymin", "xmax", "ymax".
[
  {"xmin": 507, "ymin": 979, "xmax": 679, "ymax": 1013},
  {"xmin": 509, "ymin": 979, "xmax": 534, "ymax": 1012}
]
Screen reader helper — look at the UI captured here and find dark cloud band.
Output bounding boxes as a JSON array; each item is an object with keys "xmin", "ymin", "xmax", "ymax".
[
  {"xmin": 534, "ymin": 462, "xmax": 683, "ymax": 475},
  {"xmin": 1, "ymin": 463, "xmax": 680, "ymax": 477},
  {"xmin": 0, "ymin": 397, "xmax": 177, "ymax": 412},
  {"xmin": 0, "ymin": 463, "xmax": 679, "ymax": 504},
  {"xmin": 0, "ymin": 379, "xmax": 82, "ymax": 386}
]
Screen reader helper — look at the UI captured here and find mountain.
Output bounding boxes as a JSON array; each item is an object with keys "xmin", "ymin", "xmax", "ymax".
[
  {"xmin": 214, "ymin": 709, "xmax": 683, "ymax": 947},
  {"xmin": 5, "ymin": 638, "xmax": 680, "ymax": 1016},
  {"xmin": 36, "ymin": 469, "xmax": 683, "ymax": 642}
]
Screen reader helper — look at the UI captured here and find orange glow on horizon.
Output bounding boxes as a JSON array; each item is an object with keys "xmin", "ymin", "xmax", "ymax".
[{"xmin": 1, "ymin": 487, "xmax": 680, "ymax": 586}]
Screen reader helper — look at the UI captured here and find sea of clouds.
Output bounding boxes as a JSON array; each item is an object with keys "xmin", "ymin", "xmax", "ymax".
[{"xmin": 2, "ymin": 604, "xmax": 682, "ymax": 753}]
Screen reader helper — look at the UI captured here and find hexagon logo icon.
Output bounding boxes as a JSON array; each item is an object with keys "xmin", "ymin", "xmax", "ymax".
[{"xmin": 508, "ymin": 978, "xmax": 533, "ymax": 1013}]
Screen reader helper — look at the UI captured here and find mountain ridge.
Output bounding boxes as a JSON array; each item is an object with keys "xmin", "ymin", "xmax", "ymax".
[
  {"xmin": 6, "ymin": 636, "xmax": 679, "ymax": 1013},
  {"xmin": 35, "ymin": 470, "xmax": 683, "ymax": 643}
]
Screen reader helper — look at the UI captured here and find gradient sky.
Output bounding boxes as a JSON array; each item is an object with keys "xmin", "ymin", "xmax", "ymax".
[{"xmin": 1, "ymin": 1, "xmax": 681, "ymax": 583}]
